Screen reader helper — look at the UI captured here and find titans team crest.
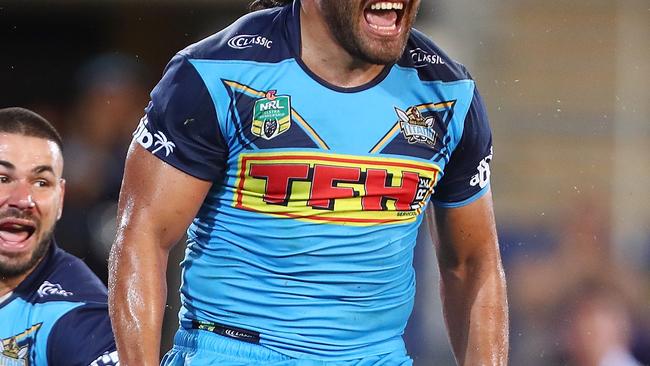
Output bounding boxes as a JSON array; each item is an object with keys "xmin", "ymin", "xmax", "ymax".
[
  {"xmin": 395, "ymin": 106, "xmax": 437, "ymax": 146},
  {"xmin": 1, "ymin": 324, "xmax": 42, "ymax": 366}
]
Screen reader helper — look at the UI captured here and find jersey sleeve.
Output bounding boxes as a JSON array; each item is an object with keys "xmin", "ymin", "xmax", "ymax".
[
  {"xmin": 431, "ymin": 85, "xmax": 493, "ymax": 208},
  {"xmin": 46, "ymin": 303, "xmax": 119, "ymax": 366},
  {"xmin": 132, "ymin": 53, "xmax": 228, "ymax": 181}
]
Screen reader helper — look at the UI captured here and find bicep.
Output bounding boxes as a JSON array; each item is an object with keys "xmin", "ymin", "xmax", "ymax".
[
  {"xmin": 117, "ymin": 142, "xmax": 212, "ymax": 250},
  {"xmin": 430, "ymin": 191, "xmax": 499, "ymax": 268}
]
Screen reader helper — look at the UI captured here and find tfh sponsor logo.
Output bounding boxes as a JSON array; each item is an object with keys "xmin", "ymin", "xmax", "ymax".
[{"xmin": 235, "ymin": 152, "xmax": 440, "ymax": 225}]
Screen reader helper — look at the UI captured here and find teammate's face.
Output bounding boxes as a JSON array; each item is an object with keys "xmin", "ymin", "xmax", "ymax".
[
  {"xmin": 0, "ymin": 133, "xmax": 64, "ymax": 279},
  {"xmin": 319, "ymin": 0, "xmax": 421, "ymax": 65}
]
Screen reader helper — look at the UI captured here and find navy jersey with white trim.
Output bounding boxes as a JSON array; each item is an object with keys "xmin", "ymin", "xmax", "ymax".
[
  {"xmin": 0, "ymin": 242, "xmax": 118, "ymax": 366},
  {"xmin": 135, "ymin": 0, "xmax": 492, "ymax": 360}
]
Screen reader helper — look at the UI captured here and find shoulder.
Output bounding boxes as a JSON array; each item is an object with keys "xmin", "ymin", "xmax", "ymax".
[
  {"xmin": 397, "ymin": 28, "xmax": 472, "ymax": 82},
  {"xmin": 30, "ymin": 247, "xmax": 107, "ymax": 305},
  {"xmin": 180, "ymin": 6, "xmax": 293, "ymax": 63}
]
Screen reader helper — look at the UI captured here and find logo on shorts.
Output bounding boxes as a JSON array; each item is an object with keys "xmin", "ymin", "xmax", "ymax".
[
  {"xmin": 395, "ymin": 106, "xmax": 437, "ymax": 146},
  {"xmin": 1, "ymin": 324, "xmax": 42, "ymax": 366},
  {"xmin": 251, "ymin": 90, "xmax": 292, "ymax": 140},
  {"xmin": 227, "ymin": 34, "xmax": 273, "ymax": 49}
]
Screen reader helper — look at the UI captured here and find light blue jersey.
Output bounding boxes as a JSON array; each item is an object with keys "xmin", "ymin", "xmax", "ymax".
[
  {"xmin": 0, "ymin": 243, "xmax": 118, "ymax": 366},
  {"xmin": 135, "ymin": 1, "xmax": 492, "ymax": 361}
]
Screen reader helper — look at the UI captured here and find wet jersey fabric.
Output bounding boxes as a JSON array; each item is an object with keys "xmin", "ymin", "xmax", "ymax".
[
  {"xmin": 135, "ymin": 0, "xmax": 493, "ymax": 361},
  {"xmin": 0, "ymin": 242, "xmax": 118, "ymax": 366}
]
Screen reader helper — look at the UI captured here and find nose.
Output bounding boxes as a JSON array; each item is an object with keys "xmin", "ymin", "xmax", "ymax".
[{"xmin": 7, "ymin": 181, "xmax": 36, "ymax": 210}]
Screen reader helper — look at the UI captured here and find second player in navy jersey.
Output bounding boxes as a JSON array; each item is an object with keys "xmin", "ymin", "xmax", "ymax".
[
  {"xmin": 0, "ymin": 107, "xmax": 119, "ymax": 366},
  {"xmin": 110, "ymin": 1, "xmax": 508, "ymax": 365}
]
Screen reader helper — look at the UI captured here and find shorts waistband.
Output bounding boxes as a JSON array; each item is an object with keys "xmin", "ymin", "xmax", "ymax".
[{"xmin": 173, "ymin": 328, "xmax": 291, "ymax": 363}]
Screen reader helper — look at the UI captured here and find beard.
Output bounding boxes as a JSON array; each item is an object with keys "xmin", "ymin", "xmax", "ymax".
[
  {"xmin": 320, "ymin": 0, "xmax": 418, "ymax": 65},
  {"xmin": 0, "ymin": 210, "xmax": 51, "ymax": 280}
]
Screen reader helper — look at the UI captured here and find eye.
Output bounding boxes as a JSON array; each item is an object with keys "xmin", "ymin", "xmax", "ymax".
[
  {"xmin": 34, "ymin": 179, "xmax": 51, "ymax": 188},
  {"xmin": 0, "ymin": 176, "xmax": 10, "ymax": 184}
]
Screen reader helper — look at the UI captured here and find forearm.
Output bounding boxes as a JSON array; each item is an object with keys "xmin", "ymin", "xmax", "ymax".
[
  {"xmin": 440, "ymin": 258, "xmax": 509, "ymax": 365},
  {"xmin": 108, "ymin": 234, "xmax": 169, "ymax": 366}
]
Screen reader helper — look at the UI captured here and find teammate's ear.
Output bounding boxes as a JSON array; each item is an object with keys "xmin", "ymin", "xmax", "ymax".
[{"xmin": 57, "ymin": 178, "xmax": 66, "ymax": 220}]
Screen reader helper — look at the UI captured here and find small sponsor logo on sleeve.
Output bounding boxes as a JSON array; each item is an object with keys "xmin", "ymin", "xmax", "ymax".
[
  {"xmin": 37, "ymin": 281, "xmax": 73, "ymax": 298},
  {"xmin": 133, "ymin": 115, "xmax": 176, "ymax": 157},
  {"xmin": 470, "ymin": 146, "xmax": 493, "ymax": 189},
  {"xmin": 89, "ymin": 350, "xmax": 120, "ymax": 366},
  {"xmin": 227, "ymin": 34, "xmax": 273, "ymax": 50}
]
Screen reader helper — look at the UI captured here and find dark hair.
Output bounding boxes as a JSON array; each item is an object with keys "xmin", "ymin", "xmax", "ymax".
[
  {"xmin": 0, "ymin": 107, "xmax": 63, "ymax": 151},
  {"xmin": 249, "ymin": 0, "xmax": 292, "ymax": 12}
]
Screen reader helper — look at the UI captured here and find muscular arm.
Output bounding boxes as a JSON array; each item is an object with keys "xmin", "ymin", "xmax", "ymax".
[
  {"xmin": 108, "ymin": 143, "xmax": 212, "ymax": 365},
  {"xmin": 430, "ymin": 191, "xmax": 508, "ymax": 365}
]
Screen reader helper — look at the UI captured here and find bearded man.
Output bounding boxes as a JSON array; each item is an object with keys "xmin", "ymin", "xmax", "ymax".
[
  {"xmin": 109, "ymin": 1, "xmax": 508, "ymax": 365},
  {"xmin": 0, "ymin": 107, "xmax": 119, "ymax": 365}
]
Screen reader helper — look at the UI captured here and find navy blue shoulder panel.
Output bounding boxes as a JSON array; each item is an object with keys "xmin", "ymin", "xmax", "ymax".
[
  {"xmin": 137, "ymin": 53, "xmax": 228, "ymax": 182},
  {"xmin": 47, "ymin": 303, "xmax": 117, "ymax": 366},
  {"xmin": 397, "ymin": 28, "xmax": 471, "ymax": 82},
  {"xmin": 14, "ymin": 243, "xmax": 107, "ymax": 305},
  {"xmin": 181, "ymin": 5, "xmax": 295, "ymax": 63},
  {"xmin": 432, "ymin": 86, "xmax": 493, "ymax": 205}
]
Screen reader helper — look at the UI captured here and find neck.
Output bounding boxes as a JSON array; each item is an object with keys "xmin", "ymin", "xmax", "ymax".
[
  {"xmin": 300, "ymin": 1, "xmax": 385, "ymax": 88},
  {"xmin": 0, "ymin": 272, "xmax": 29, "ymax": 297}
]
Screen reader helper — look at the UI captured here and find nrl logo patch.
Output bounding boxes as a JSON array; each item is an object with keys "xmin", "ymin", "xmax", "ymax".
[
  {"xmin": 395, "ymin": 106, "xmax": 437, "ymax": 146},
  {"xmin": 251, "ymin": 90, "xmax": 291, "ymax": 140}
]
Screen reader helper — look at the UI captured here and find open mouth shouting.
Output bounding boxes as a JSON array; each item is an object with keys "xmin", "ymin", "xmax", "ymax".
[
  {"xmin": 363, "ymin": 1, "xmax": 407, "ymax": 37},
  {"xmin": 0, "ymin": 218, "xmax": 37, "ymax": 255}
]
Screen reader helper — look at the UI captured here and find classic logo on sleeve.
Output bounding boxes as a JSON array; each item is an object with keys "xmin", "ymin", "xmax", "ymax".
[
  {"xmin": 470, "ymin": 146, "xmax": 493, "ymax": 189},
  {"xmin": 1, "ymin": 324, "xmax": 42, "ymax": 366},
  {"xmin": 133, "ymin": 115, "xmax": 176, "ymax": 157},
  {"xmin": 227, "ymin": 34, "xmax": 273, "ymax": 50},
  {"xmin": 251, "ymin": 90, "xmax": 292, "ymax": 140},
  {"xmin": 234, "ymin": 152, "xmax": 441, "ymax": 225}
]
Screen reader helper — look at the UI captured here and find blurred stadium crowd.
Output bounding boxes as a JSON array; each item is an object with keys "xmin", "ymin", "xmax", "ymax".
[{"xmin": 2, "ymin": 0, "xmax": 648, "ymax": 365}]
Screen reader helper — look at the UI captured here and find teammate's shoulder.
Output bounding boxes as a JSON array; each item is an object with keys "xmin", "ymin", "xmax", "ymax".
[
  {"xmin": 180, "ymin": 6, "xmax": 293, "ymax": 63},
  {"xmin": 27, "ymin": 246, "xmax": 107, "ymax": 305},
  {"xmin": 398, "ymin": 28, "xmax": 472, "ymax": 82}
]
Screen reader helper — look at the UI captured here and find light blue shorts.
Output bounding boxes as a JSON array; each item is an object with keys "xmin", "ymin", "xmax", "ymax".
[{"xmin": 161, "ymin": 329, "xmax": 413, "ymax": 366}]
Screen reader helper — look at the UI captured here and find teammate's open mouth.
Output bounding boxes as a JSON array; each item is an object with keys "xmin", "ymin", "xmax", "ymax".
[
  {"xmin": 0, "ymin": 219, "xmax": 36, "ymax": 249},
  {"xmin": 363, "ymin": 1, "xmax": 406, "ymax": 36}
]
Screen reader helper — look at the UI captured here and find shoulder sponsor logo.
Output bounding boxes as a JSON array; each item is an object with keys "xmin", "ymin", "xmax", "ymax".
[
  {"xmin": 470, "ymin": 146, "xmax": 493, "ymax": 189},
  {"xmin": 1, "ymin": 324, "xmax": 42, "ymax": 365},
  {"xmin": 251, "ymin": 90, "xmax": 292, "ymax": 140},
  {"xmin": 133, "ymin": 115, "xmax": 176, "ymax": 157},
  {"xmin": 409, "ymin": 48, "xmax": 445, "ymax": 68},
  {"xmin": 395, "ymin": 106, "xmax": 437, "ymax": 146},
  {"xmin": 227, "ymin": 34, "xmax": 273, "ymax": 50},
  {"xmin": 37, "ymin": 280, "xmax": 73, "ymax": 298}
]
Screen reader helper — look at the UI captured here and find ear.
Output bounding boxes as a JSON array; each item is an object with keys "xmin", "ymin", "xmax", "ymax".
[{"xmin": 57, "ymin": 178, "xmax": 66, "ymax": 220}]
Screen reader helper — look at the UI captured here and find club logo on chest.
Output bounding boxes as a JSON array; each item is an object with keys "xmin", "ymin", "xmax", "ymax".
[{"xmin": 395, "ymin": 106, "xmax": 437, "ymax": 147}]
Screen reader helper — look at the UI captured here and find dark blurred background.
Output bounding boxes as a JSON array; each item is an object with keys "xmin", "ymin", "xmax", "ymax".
[{"xmin": 2, "ymin": 1, "xmax": 649, "ymax": 365}]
